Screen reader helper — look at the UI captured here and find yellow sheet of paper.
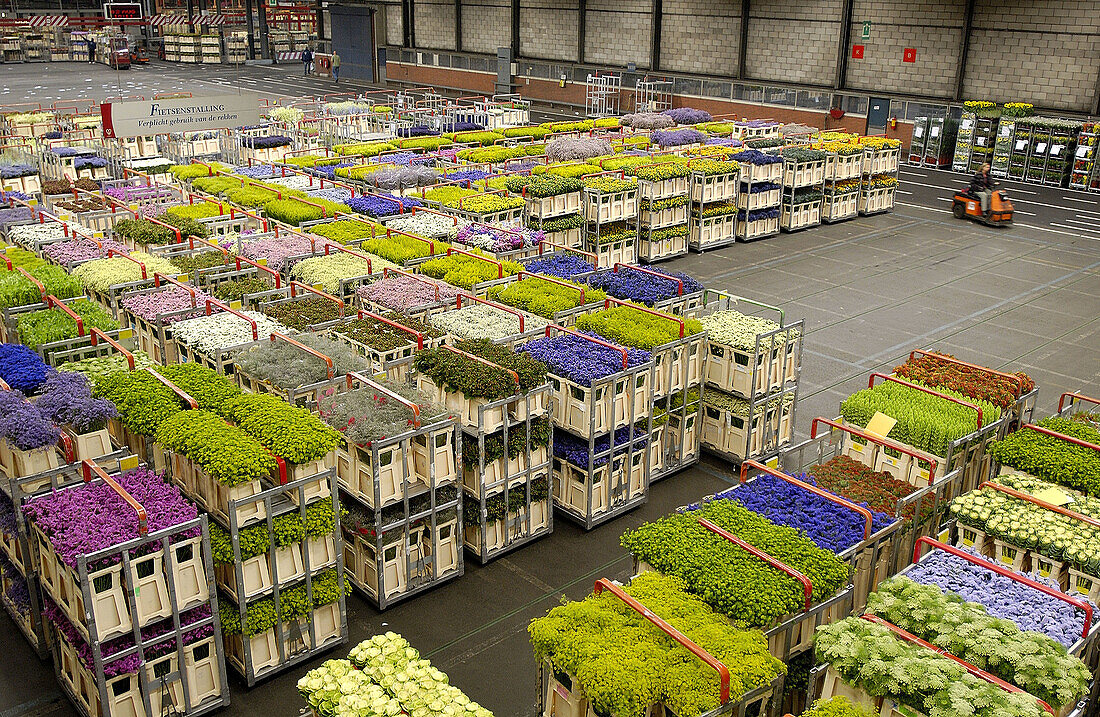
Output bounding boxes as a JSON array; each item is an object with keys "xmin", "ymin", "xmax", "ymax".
[
  {"xmin": 1033, "ymin": 487, "xmax": 1072, "ymax": 506},
  {"xmin": 864, "ymin": 412, "xmax": 897, "ymax": 438}
]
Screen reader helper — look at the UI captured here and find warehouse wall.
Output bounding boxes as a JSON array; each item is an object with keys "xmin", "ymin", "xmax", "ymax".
[
  {"xmin": 746, "ymin": 0, "xmax": 843, "ymax": 86},
  {"xmin": 962, "ymin": 0, "xmax": 1100, "ymax": 112},
  {"xmin": 845, "ymin": 0, "xmax": 965, "ymax": 98},
  {"xmin": 371, "ymin": 0, "xmax": 1100, "ymax": 113}
]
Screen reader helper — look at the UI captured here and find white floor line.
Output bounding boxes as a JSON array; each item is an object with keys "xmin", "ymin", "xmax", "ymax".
[
  {"xmin": 898, "ymin": 190, "xmax": 913, "ymax": 195},
  {"xmin": 1064, "ymin": 196, "xmax": 1100, "ymax": 205},
  {"xmin": 1015, "ymin": 223, "xmax": 1086, "ymax": 238},
  {"xmin": 1062, "ymin": 218, "xmax": 1100, "ymax": 230},
  {"xmin": 897, "ymin": 201, "xmax": 951, "ymax": 214},
  {"xmin": 1051, "ymin": 223, "xmax": 1100, "ymax": 239}
]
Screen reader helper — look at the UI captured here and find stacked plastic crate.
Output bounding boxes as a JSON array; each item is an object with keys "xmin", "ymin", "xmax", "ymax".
[
  {"xmin": 698, "ymin": 293, "xmax": 803, "ymax": 463},
  {"xmin": 687, "ymin": 158, "xmax": 740, "ymax": 252},
  {"xmin": 730, "ymin": 150, "xmax": 782, "ymax": 241},
  {"xmin": 858, "ymin": 139, "xmax": 900, "ymax": 216},
  {"xmin": 634, "ymin": 162, "xmax": 690, "ymax": 263},
  {"xmin": 779, "ymin": 148, "xmax": 826, "ymax": 232}
]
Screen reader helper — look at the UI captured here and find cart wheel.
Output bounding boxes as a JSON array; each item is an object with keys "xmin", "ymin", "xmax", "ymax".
[{"xmin": 952, "ymin": 202, "xmax": 965, "ymax": 219}]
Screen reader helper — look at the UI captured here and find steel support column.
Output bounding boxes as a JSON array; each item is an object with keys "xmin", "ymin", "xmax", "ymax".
[
  {"xmin": 650, "ymin": 0, "xmax": 661, "ymax": 71},
  {"xmin": 510, "ymin": 0, "xmax": 519, "ymax": 59},
  {"xmin": 244, "ymin": 0, "xmax": 255, "ymax": 58},
  {"xmin": 955, "ymin": 0, "xmax": 975, "ymax": 101},
  {"xmin": 835, "ymin": 0, "xmax": 853, "ymax": 89},
  {"xmin": 455, "ymin": 0, "xmax": 462, "ymax": 51},
  {"xmin": 577, "ymin": 0, "xmax": 585, "ymax": 64},
  {"xmin": 738, "ymin": 0, "xmax": 749, "ymax": 79},
  {"xmin": 403, "ymin": 0, "xmax": 414, "ymax": 48},
  {"xmin": 257, "ymin": 0, "xmax": 269, "ymax": 59}
]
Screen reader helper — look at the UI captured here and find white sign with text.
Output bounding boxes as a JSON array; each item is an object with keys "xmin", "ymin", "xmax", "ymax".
[{"xmin": 100, "ymin": 95, "xmax": 261, "ymax": 138}]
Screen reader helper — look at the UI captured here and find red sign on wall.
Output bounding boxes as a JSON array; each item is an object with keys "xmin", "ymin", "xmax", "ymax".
[
  {"xmin": 852, "ymin": 45, "xmax": 864, "ymax": 59},
  {"xmin": 903, "ymin": 48, "xmax": 916, "ymax": 63}
]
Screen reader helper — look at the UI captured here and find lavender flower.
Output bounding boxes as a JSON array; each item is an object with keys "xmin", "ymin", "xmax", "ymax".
[
  {"xmin": 521, "ymin": 333, "xmax": 650, "ymax": 386},
  {"xmin": 35, "ymin": 371, "xmax": 116, "ymax": 433},
  {"xmin": 729, "ymin": 149, "xmax": 783, "ymax": 165},
  {"xmin": 524, "ymin": 253, "xmax": 595, "ymax": 280},
  {"xmin": 662, "ymin": 107, "xmax": 712, "ymax": 124},
  {"xmin": 397, "ymin": 125, "xmax": 440, "ymax": 138},
  {"xmin": 554, "ymin": 426, "xmax": 647, "ymax": 469},
  {"xmin": 650, "ymin": 129, "xmax": 706, "ymax": 148},
  {"xmin": 0, "ymin": 344, "xmax": 50, "ymax": 393},
  {"xmin": 586, "ymin": 266, "xmax": 704, "ymax": 306},
  {"xmin": 241, "ymin": 135, "xmax": 292, "ymax": 149},
  {"xmin": 620, "ymin": 113, "xmax": 675, "ymax": 130},
  {"xmin": 345, "ymin": 193, "xmax": 422, "ymax": 218},
  {"xmin": 546, "ymin": 137, "xmax": 612, "ymax": 163}
]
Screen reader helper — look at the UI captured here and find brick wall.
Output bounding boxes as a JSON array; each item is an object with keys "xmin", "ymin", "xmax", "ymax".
[
  {"xmin": 845, "ymin": 0, "xmax": 965, "ymax": 98},
  {"xmin": 962, "ymin": 0, "xmax": 1100, "ymax": 112},
  {"xmin": 374, "ymin": 1, "xmax": 402, "ymax": 46},
  {"xmin": 522, "ymin": 0, "xmax": 580, "ymax": 62},
  {"xmin": 746, "ymin": 0, "xmax": 843, "ymax": 86},
  {"xmin": 461, "ymin": 0, "xmax": 509, "ymax": 55},
  {"xmin": 584, "ymin": 0, "xmax": 651, "ymax": 69},
  {"xmin": 413, "ymin": 0, "xmax": 456, "ymax": 50},
  {"xmin": 659, "ymin": 0, "xmax": 739, "ymax": 76}
]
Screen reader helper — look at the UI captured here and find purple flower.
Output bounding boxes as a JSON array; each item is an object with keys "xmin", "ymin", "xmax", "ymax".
[
  {"xmin": 398, "ymin": 125, "xmax": 440, "ymax": 138},
  {"xmin": 650, "ymin": 129, "xmax": 707, "ymax": 148},
  {"xmin": 1, "ymin": 399, "xmax": 60, "ymax": 451},
  {"xmin": 747, "ymin": 182, "xmax": 781, "ymax": 193},
  {"xmin": 344, "ymin": 193, "xmax": 422, "ymax": 218},
  {"xmin": 242, "ymin": 135, "xmax": 292, "ymax": 149},
  {"xmin": 455, "ymin": 224, "xmax": 541, "ymax": 252},
  {"xmin": 308, "ymin": 188, "xmax": 355, "ymax": 204},
  {"xmin": 444, "ymin": 169, "xmax": 493, "ymax": 182},
  {"xmin": 586, "ymin": 266, "xmax": 704, "ymax": 306},
  {"xmin": 43, "ymin": 236, "xmax": 129, "ymax": 265},
  {"xmin": 729, "ymin": 149, "xmax": 783, "ymax": 165},
  {"xmin": 441, "ymin": 121, "xmax": 484, "ymax": 132},
  {"xmin": 0, "ymin": 164, "xmax": 36, "ymax": 179},
  {"xmin": 554, "ymin": 426, "xmax": 648, "ymax": 469},
  {"xmin": 521, "ymin": 333, "xmax": 650, "ymax": 386},
  {"xmin": 524, "ymin": 254, "xmax": 595, "ymax": 281},
  {"xmin": 0, "ymin": 344, "xmax": 50, "ymax": 393},
  {"xmin": 313, "ymin": 161, "xmax": 356, "ymax": 180},
  {"xmin": 34, "ymin": 371, "xmax": 116, "ymax": 433},
  {"xmin": 687, "ymin": 473, "xmax": 895, "ymax": 554},
  {"xmin": 736, "ymin": 120, "xmax": 780, "ymax": 129},
  {"xmin": 233, "ymin": 164, "xmax": 276, "ymax": 178},
  {"xmin": 0, "ymin": 206, "xmax": 35, "ymax": 227},
  {"xmin": 738, "ymin": 208, "xmax": 780, "ymax": 221},
  {"xmin": 662, "ymin": 107, "xmax": 712, "ymax": 124},
  {"xmin": 74, "ymin": 156, "xmax": 107, "ymax": 170},
  {"xmin": 122, "ymin": 285, "xmax": 214, "ymax": 326}
]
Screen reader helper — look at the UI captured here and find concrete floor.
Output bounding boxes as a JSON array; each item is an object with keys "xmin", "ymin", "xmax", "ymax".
[{"xmin": 2, "ymin": 61, "xmax": 1100, "ymax": 717}]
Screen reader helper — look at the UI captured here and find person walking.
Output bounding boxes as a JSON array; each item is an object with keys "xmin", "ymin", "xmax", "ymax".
[
  {"xmin": 86, "ymin": 36, "xmax": 96, "ymax": 64},
  {"xmin": 331, "ymin": 51, "xmax": 340, "ymax": 82},
  {"xmin": 302, "ymin": 46, "xmax": 313, "ymax": 75}
]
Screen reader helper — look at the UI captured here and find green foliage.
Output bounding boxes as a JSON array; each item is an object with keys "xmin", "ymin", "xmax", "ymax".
[
  {"xmin": 156, "ymin": 409, "xmax": 277, "ymax": 486},
  {"xmin": 632, "ymin": 161, "xmax": 690, "ymax": 181},
  {"xmin": 170, "ymin": 162, "xmax": 228, "ymax": 180},
  {"xmin": 583, "ymin": 175, "xmax": 638, "ymax": 193},
  {"xmin": 462, "ymin": 416, "xmax": 551, "ymax": 467},
  {"xmin": 219, "ymin": 568, "xmax": 346, "ymax": 636},
  {"xmin": 840, "ymin": 380, "xmax": 1001, "ymax": 458},
  {"xmin": 527, "ymin": 213, "xmax": 583, "ymax": 233},
  {"xmin": 213, "ymin": 277, "xmax": 272, "ymax": 303},
  {"xmin": 538, "ymin": 119, "xmax": 595, "ymax": 132},
  {"xmin": 419, "ymin": 253, "xmax": 523, "ymax": 290},
  {"xmin": 264, "ymin": 197, "xmax": 351, "ymax": 226},
  {"xmin": 158, "ymin": 362, "xmax": 242, "ymax": 414},
  {"xmin": 801, "ymin": 697, "xmax": 878, "ymax": 717},
  {"xmin": 503, "ymin": 174, "xmax": 582, "ymax": 198},
  {"xmin": 815, "ymin": 617, "xmax": 1046, "ymax": 717},
  {"xmin": 687, "ymin": 158, "xmax": 740, "ymax": 176},
  {"xmin": 308, "ymin": 219, "xmax": 379, "ymax": 245},
  {"xmin": 529, "ymin": 572, "xmax": 784, "ymax": 717},
  {"xmin": 620, "ymin": 498, "xmax": 850, "ymax": 627},
  {"xmin": 191, "ymin": 175, "xmax": 244, "ymax": 195},
  {"xmin": 164, "ymin": 203, "xmax": 225, "ymax": 221},
  {"xmin": 455, "ymin": 146, "xmax": 529, "ymax": 163},
  {"xmin": 397, "ymin": 137, "xmax": 453, "ymax": 150},
  {"xmin": 502, "ymin": 126, "xmax": 552, "ymax": 139},
  {"xmin": 95, "ymin": 368, "xmax": 184, "ymax": 436},
  {"xmin": 361, "ymin": 233, "xmax": 446, "ymax": 264},
  {"xmin": 334, "ymin": 142, "xmax": 396, "ymax": 157},
  {"xmin": 988, "ymin": 417, "xmax": 1100, "ymax": 495},
  {"xmin": 0, "ymin": 265, "xmax": 83, "ymax": 311},
  {"xmin": 16, "ymin": 299, "xmax": 118, "ymax": 349},
  {"xmin": 225, "ymin": 393, "xmax": 341, "ymax": 464},
  {"xmin": 865, "ymin": 576, "xmax": 1090, "ymax": 709},
  {"xmin": 72, "ymin": 251, "xmax": 179, "ymax": 292},
  {"xmin": 447, "ymin": 131, "xmax": 505, "ymax": 146},
  {"xmin": 225, "ymin": 185, "xmax": 281, "ymax": 207},
  {"xmin": 576, "ymin": 306, "xmax": 702, "ymax": 350},
  {"xmin": 486, "ymin": 275, "xmax": 602, "ymax": 318},
  {"xmin": 413, "ymin": 338, "xmax": 547, "ymax": 399},
  {"xmin": 211, "ymin": 500, "xmax": 337, "ymax": 563},
  {"xmin": 532, "ymin": 162, "xmax": 598, "ymax": 179}
]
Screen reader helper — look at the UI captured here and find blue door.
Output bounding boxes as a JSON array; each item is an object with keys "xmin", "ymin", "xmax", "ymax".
[{"xmin": 330, "ymin": 5, "xmax": 375, "ymax": 82}]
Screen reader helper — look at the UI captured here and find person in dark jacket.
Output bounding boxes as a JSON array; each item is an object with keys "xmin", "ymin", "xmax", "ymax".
[
  {"xmin": 302, "ymin": 47, "xmax": 314, "ymax": 75},
  {"xmin": 970, "ymin": 162, "xmax": 996, "ymax": 216},
  {"xmin": 86, "ymin": 37, "xmax": 96, "ymax": 63}
]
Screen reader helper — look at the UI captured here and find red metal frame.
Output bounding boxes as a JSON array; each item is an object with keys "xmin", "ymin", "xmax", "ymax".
[
  {"xmin": 809, "ymin": 417, "xmax": 939, "ymax": 478},
  {"xmin": 15, "ymin": 268, "xmax": 45, "ymax": 301},
  {"xmin": 270, "ymin": 331, "xmax": 333, "ymax": 379},
  {"xmin": 441, "ymin": 345, "xmax": 519, "ymax": 389},
  {"xmin": 82, "ymin": 460, "xmax": 148, "ymax": 536},
  {"xmin": 980, "ymin": 480, "xmax": 1100, "ymax": 528},
  {"xmin": 869, "ymin": 372, "xmax": 984, "ymax": 428},
  {"xmin": 544, "ymin": 323, "xmax": 628, "ymax": 369},
  {"xmin": 46, "ymin": 295, "xmax": 84, "ymax": 336},
  {"xmin": 536, "ymin": 241, "xmax": 598, "ymax": 265},
  {"xmin": 89, "ymin": 328, "xmax": 135, "ymax": 370},
  {"xmin": 912, "ymin": 536, "xmax": 1093, "ymax": 640},
  {"xmin": 153, "ymin": 272, "xmax": 198, "ymax": 307},
  {"xmin": 355, "ymin": 309, "xmax": 424, "ymax": 350},
  {"xmin": 445, "ymin": 245, "xmax": 504, "ymax": 279},
  {"xmin": 204, "ymin": 298, "xmax": 258, "ymax": 341},
  {"xmin": 106, "ymin": 249, "xmax": 148, "ymax": 280},
  {"xmin": 1059, "ymin": 392, "xmax": 1100, "ymax": 414},
  {"xmin": 1020, "ymin": 423, "xmax": 1100, "ymax": 454},
  {"xmin": 345, "ymin": 370, "xmax": 421, "ymax": 428},
  {"xmin": 613, "ymin": 262, "xmax": 682, "ymax": 295},
  {"xmin": 146, "ymin": 368, "xmax": 199, "ymax": 409},
  {"xmin": 698, "ymin": 517, "xmax": 813, "ymax": 611},
  {"xmin": 455, "ymin": 293, "xmax": 525, "ymax": 333},
  {"xmin": 603, "ymin": 295, "xmax": 685, "ymax": 338},
  {"xmin": 593, "ymin": 577, "xmax": 731, "ymax": 704},
  {"xmin": 740, "ymin": 459, "xmax": 873, "ymax": 540},
  {"xmin": 381, "ymin": 267, "xmax": 443, "ymax": 302},
  {"xmin": 859, "ymin": 614, "xmax": 1054, "ymax": 715},
  {"xmin": 906, "ymin": 349, "xmax": 1028, "ymax": 395}
]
